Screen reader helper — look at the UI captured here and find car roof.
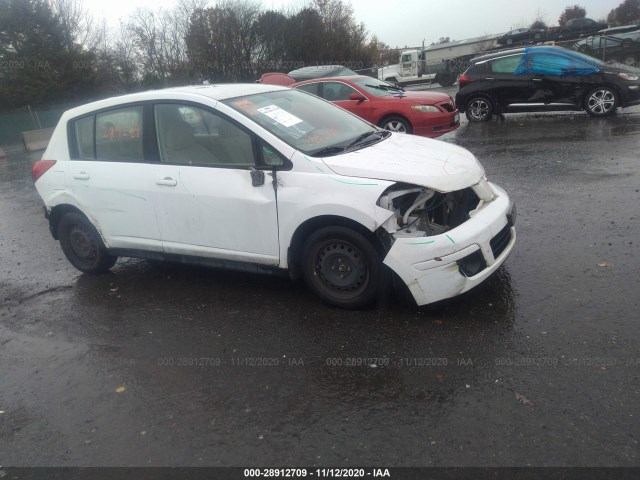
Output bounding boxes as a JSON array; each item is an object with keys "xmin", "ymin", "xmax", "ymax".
[
  {"xmin": 470, "ymin": 45, "xmax": 573, "ymax": 64},
  {"xmin": 293, "ymin": 75, "xmax": 371, "ymax": 85},
  {"xmin": 63, "ymin": 83, "xmax": 289, "ymax": 118},
  {"xmin": 287, "ymin": 65, "xmax": 357, "ymax": 80}
]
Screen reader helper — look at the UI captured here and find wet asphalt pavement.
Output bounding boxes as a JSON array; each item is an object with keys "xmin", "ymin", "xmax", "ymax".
[{"xmin": 1, "ymin": 102, "xmax": 640, "ymax": 469}]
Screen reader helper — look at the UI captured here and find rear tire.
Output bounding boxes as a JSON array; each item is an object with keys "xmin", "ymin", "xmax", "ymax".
[
  {"xmin": 301, "ymin": 227, "xmax": 383, "ymax": 309},
  {"xmin": 584, "ymin": 87, "xmax": 619, "ymax": 117},
  {"xmin": 58, "ymin": 212, "xmax": 117, "ymax": 273},
  {"xmin": 465, "ymin": 96, "xmax": 493, "ymax": 122},
  {"xmin": 378, "ymin": 115, "xmax": 412, "ymax": 133}
]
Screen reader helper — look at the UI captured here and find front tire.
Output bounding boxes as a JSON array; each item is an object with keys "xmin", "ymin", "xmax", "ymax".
[
  {"xmin": 378, "ymin": 115, "xmax": 412, "ymax": 133},
  {"xmin": 465, "ymin": 96, "xmax": 493, "ymax": 122},
  {"xmin": 58, "ymin": 212, "xmax": 117, "ymax": 273},
  {"xmin": 584, "ymin": 87, "xmax": 619, "ymax": 117},
  {"xmin": 301, "ymin": 227, "xmax": 383, "ymax": 309}
]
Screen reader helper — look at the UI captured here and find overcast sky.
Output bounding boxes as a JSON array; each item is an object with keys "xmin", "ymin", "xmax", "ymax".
[{"xmin": 90, "ymin": 0, "xmax": 620, "ymax": 48}]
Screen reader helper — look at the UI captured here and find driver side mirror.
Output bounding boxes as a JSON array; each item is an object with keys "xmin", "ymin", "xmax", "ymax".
[{"xmin": 349, "ymin": 92, "xmax": 367, "ymax": 102}]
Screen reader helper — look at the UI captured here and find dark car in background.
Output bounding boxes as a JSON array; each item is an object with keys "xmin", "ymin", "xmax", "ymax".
[
  {"xmin": 556, "ymin": 18, "xmax": 608, "ymax": 39},
  {"xmin": 455, "ymin": 46, "xmax": 640, "ymax": 121},
  {"xmin": 497, "ymin": 28, "xmax": 546, "ymax": 46}
]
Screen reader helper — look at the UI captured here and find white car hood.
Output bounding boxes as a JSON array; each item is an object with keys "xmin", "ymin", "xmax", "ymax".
[{"xmin": 321, "ymin": 133, "xmax": 485, "ymax": 192}]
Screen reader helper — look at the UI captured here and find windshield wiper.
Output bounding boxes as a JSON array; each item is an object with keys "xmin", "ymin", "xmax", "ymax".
[
  {"xmin": 365, "ymin": 83, "xmax": 405, "ymax": 92},
  {"xmin": 310, "ymin": 145, "xmax": 347, "ymax": 157},
  {"xmin": 346, "ymin": 130, "xmax": 389, "ymax": 150}
]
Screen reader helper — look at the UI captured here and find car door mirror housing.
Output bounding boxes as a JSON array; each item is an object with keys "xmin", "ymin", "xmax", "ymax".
[{"xmin": 349, "ymin": 93, "xmax": 367, "ymax": 102}]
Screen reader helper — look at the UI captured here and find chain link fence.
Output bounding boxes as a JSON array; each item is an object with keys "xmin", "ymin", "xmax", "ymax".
[{"xmin": 0, "ymin": 104, "xmax": 76, "ymax": 147}]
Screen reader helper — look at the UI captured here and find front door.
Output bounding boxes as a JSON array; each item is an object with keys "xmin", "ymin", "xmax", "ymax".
[{"xmin": 150, "ymin": 103, "xmax": 280, "ymax": 265}]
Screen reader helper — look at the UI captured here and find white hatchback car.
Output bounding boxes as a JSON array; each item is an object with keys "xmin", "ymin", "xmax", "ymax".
[{"xmin": 32, "ymin": 84, "xmax": 516, "ymax": 308}]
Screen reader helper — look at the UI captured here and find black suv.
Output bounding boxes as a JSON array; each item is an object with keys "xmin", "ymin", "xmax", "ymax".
[{"xmin": 455, "ymin": 46, "xmax": 640, "ymax": 121}]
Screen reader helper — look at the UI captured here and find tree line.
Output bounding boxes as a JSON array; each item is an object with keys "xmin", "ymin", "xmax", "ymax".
[
  {"xmin": 2, "ymin": 0, "xmax": 639, "ymax": 112},
  {"xmin": 0, "ymin": 0, "xmax": 384, "ymax": 111}
]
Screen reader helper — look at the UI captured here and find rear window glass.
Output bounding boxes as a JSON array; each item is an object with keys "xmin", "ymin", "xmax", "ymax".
[
  {"xmin": 72, "ymin": 106, "xmax": 143, "ymax": 161},
  {"xmin": 490, "ymin": 55, "xmax": 524, "ymax": 73},
  {"xmin": 296, "ymin": 83, "xmax": 320, "ymax": 96},
  {"xmin": 96, "ymin": 107, "xmax": 143, "ymax": 161},
  {"xmin": 74, "ymin": 116, "xmax": 94, "ymax": 159}
]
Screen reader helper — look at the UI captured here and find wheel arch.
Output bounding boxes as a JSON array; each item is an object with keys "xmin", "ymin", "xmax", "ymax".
[
  {"xmin": 377, "ymin": 113, "xmax": 413, "ymax": 133},
  {"xmin": 583, "ymin": 83, "xmax": 623, "ymax": 109},
  {"xmin": 287, "ymin": 215, "xmax": 384, "ymax": 280},
  {"xmin": 48, "ymin": 204, "xmax": 106, "ymax": 244}
]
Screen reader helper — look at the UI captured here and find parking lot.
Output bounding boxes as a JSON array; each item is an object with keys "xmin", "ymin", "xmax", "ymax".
[{"xmin": 1, "ymin": 97, "xmax": 639, "ymax": 468}]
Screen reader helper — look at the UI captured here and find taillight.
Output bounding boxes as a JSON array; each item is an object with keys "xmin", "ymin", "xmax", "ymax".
[
  {"xmin": 458, "ymin": 74, "xmax": 472, "ymax": 87},
  {"xmin": 32, "ymin": 160, "xmax": 56, "ymax": 183}
]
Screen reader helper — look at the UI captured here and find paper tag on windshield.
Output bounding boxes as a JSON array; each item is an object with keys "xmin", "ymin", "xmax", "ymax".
[{"xmin": 257, "ymin": 105, "xmax": 303, "ymax": 127}]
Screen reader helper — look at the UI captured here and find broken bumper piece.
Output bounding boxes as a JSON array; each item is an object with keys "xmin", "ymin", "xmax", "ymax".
[{"xmin": 382, "ymin": 183, "xmax": 516, "ymax": 306}]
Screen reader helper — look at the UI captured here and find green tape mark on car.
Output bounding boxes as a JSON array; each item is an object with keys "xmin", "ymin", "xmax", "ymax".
[
  {"xmin": 407, "ymin": 240, "xmax": 436, "ymax": 245},
  {"xmin": 330, "ymin": 177, "xmax": 379, "ymax": 186},
  {"xmin": 446, "ymin": 234, "xmax": 456, "ymax": 244},
  {"xmin": 303, "ymin": 155, "xmax": 325, "ymax": 173}
]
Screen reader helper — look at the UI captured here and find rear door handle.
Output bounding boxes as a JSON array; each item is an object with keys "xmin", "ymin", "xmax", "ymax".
[
  {"xmin": 532, "ymin": 78, "xmax": 543, "ymax": 82},
  {"xmin": 484, "ymin": 77, "xmax": 495, "ymax": 80},
  {"xmin": 156, "ymin": 177, "xmax": 177, "ymax": 186},
  {"xmin": 73, "ymin": 172, "xmax": 90, "ymax": 180}
]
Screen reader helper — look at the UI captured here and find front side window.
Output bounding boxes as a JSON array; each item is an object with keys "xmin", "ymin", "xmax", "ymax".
[
  {"xmin": 155, "ymin": 103, "xmax": 255, "ymax": 167},
  {"xmin": 224, "ymin": 89, "xmax": 378, "ymax": 156},
  {"xmin": 322, "ymin": 82, "xmax": 359, "ymax": 101},
  {"xmin": 528, "ymin": 53, "xmax": 596, "ymax": 76}
]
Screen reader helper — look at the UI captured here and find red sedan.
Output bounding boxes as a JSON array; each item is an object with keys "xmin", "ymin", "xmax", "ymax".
[{"xmin": 292, "ymin": 75, "xmax": 460, "ymax": 138}]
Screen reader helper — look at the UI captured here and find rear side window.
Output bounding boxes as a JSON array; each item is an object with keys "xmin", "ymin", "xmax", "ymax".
[
  {"xmin": 296, "ymin": 83, "xmax": 320, "ymax": 96},
  {"xmin": 74, "ymin": 116, "xmax": 95, "ymax": 159},
  {"xmin": 490, "ymin": 55, "xmax": 524, "ymax": 74},
  {"xmin": 96, "ymin": 107, "xmax": 143, "ymax": 161},
  {"xmin": 71, "ymin": 106, "xmax": 143, "ymax": 161}
]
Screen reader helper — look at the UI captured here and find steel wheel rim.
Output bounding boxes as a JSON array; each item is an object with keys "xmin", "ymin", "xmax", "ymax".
[
  {"xmin": 314, "ymin": 240, "xmax": 369, "ymax": 296},
  {"xmin": 469, "ymin": 99, "xmax": 490, "ymax": 120},
  {"xmin": 384, "ymin": 120, "xmax": 406, "ymax": 133},
  {"xmin": 69, "ymin": 224, "xmax": 98, "ymax": 264},
  {"xmin": 587, "ymin": 89, "xmax": 615, "ymax": 114}
]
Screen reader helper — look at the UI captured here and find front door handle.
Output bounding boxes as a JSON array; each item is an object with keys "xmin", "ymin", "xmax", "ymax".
[
  {"xmin": 73, "ymin": 172, "xmax": 90, "ymax": 180},
  {"xmin": 156, "ymin": 177, "xmax": 177, "ymax": 186},
  {"xmin": 532, "ymin": 78, "xmax": 543, "ymax": 82}
]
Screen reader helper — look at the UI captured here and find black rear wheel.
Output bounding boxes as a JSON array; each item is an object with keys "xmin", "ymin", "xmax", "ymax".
[
  {"xmin": 58, "ymin": 212, "xmax": 117, "ymax": 273},
  {"xmin": 302, "ymin": 227, "xmax": 383, "ymax": 309}
]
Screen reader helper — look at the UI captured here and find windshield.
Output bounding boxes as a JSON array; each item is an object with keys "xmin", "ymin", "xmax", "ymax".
[
  {"xmin": 352, "ymin": 77, "xmax": 405, "ymax": 97},
  {"xmin": 224, "ymin": 89, "xmax": 381, "ymax": 156}
]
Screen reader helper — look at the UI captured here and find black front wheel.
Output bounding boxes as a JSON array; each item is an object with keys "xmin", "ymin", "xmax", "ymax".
[
  {"xmin": 302, "ymin": 227, "xmax": 383, "ymax": 309},
  {"xmin": 58, "ymin": 212, "xmax": 117, "ymax": 273},
  {"xmin": 584, "ymin": 87, "xmax": 619, "ymax": 117},
  {"xmin": 465, "ymin": 96, "xmax": 493, "ymax": 122}
]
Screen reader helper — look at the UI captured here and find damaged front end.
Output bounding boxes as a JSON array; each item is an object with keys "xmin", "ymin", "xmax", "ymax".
[
  {"xmin": 378, "ymin": 177, "xmax": 494, "ymax": 240},
  {"xmin": 377, "ymin": 178, "xmax": 515, "ymax": 306}
]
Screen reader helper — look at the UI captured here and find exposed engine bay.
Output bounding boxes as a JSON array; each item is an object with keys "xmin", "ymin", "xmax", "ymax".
[{"xmin": 378, "ymin": 181, "xmax": 494, "ymax": 238}]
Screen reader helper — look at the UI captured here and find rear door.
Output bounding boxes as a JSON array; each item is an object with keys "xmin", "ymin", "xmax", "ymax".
[
  {"xmin": 484, "ymin": 54, "xmax": 533, "ymax": 109},
  {"xmin": 68, "ymin": 105, "xmax": 162, "ymax": 251}
]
